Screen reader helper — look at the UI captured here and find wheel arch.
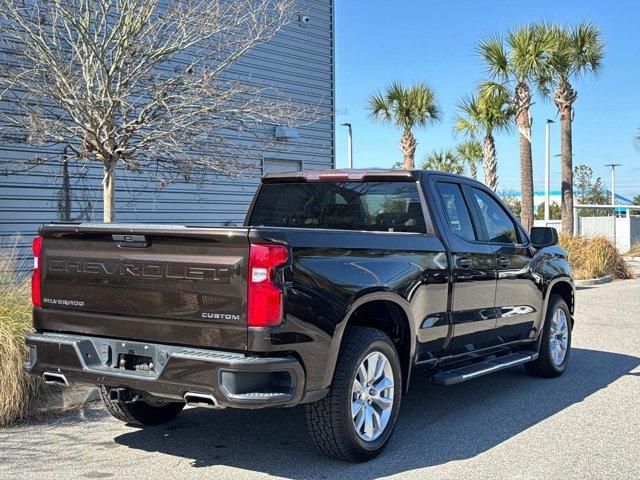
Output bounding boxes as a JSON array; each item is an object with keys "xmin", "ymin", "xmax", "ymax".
[
  {"xmin": 321, "ymin": 292, "xmax": 416, "ymax": 393},
  {"xmin": 543, "ymin": 277, "xmax": 575, "ymax": 327}
]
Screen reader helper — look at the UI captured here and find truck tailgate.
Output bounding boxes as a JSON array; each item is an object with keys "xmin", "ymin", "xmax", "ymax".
[{"xmin": 36, "ymin": 224, "xmax": 250, "ymax": 350}]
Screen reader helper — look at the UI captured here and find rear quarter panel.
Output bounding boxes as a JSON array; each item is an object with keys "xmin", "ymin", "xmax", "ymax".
[{"xmin": 248, "ymin": 227, "xmax": 449, "ymax": 391}]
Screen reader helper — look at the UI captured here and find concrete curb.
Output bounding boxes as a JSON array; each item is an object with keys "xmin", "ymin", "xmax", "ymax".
[
  {"xmin": 575, "ymin": 275, "xmax": 613, "ymax": 287},
  {"xmin": 33, "ymin": 385, "xmax": 100, "ymax": 416}
]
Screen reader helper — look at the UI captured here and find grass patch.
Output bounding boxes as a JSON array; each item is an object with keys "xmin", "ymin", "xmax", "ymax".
[
  {"xmin": 627, "ymin": 243, "xmax": 640, "ymax": 257},
  {"xmin": 559, "ymin": 234, "xmax": 634, "ymax": 280},
  {"xmin": 0, "ymin": 240, "xmax": 48, "ymax": 427}
]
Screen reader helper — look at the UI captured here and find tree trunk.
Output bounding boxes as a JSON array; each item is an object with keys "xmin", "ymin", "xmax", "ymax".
[
  {"xmin": 516, "ymin": 82, "xmax": 534, "ymax": 230},
  {"xmin": 59, "ymin": 156, "xmax": 71, "ymax": 221},
  {"xmin": 555, "ymin": 79, "xmax": 578, "ymax": 234},
  {"xmin": 482, "ymin": 133, "xmax": 498, "ymax": 191},
  {"xmin": 469, "ymin": 162, "xmax": 477, "ymax": 180},
  {"xmin": 102, "ymin": 160, "xmax": 116, "ymax": 223},
  {"xmin": 559, "ymin": 105, "xmax": 574, "ymax": 234},
  {"xmin": 399, "ymin": 129, "xmax": 417, "ymax": 169}
]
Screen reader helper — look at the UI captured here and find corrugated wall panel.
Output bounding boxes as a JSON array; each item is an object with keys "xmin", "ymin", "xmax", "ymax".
[{"xmin": 0, "ymin": 0, "xmax": 335, "ymax": 266}]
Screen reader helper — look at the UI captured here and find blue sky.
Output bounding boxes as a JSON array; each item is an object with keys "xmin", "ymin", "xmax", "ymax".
[{"xmin": 334, "ymin": 0, "xmax": 640, "ymax": 197}]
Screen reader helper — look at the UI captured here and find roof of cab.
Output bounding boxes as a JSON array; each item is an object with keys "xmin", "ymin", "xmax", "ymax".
[{"xmin": 261, "ymin": 168, "xmax": 476, "ymax": 183}]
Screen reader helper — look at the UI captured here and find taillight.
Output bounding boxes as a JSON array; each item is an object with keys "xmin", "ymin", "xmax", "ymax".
[
  {"xmin": 247, "ymin": 243, "xmax": 288, "ymax": 327},
  {"xmin": 31, "ymin": 235, "xmax": 42, "ymax": 307}
]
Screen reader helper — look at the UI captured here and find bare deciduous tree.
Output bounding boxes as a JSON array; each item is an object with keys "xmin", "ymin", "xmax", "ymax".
[{"xmin": 0, "ymin": 0, "xmax": 320, "ymax": 222}]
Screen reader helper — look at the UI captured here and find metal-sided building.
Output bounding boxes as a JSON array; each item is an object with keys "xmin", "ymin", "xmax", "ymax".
[{"xmin": 0, "ymin": 0, "xmax": 335, "ymax": 265}]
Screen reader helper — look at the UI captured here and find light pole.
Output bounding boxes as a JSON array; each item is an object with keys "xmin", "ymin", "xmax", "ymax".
[
  {"xmin": 544, "ymin": 119, "xmax": 554, "ymax": 222},
  {"xmin": 341, "ymin": 123, "xmax": 353, "ymax": 169},
  {"xmin": 605, "ymin": 163, "xmax": 621, "ymax": 206},
  {"xmin": 605, "ymin": 163, "xmax": 622, "ymax": 248}
]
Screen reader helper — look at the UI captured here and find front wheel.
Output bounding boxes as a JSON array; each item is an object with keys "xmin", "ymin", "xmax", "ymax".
[
  {"xmin": 525, "ymin": 295, "xmax": 572, "ymax": 378},
  {"xmin": 304, "ymin": 327, "xmax": 402, "ymax": 462}
]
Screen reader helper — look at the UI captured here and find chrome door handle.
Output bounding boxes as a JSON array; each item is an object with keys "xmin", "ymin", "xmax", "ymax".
[
  {"xmin": 496, "ymin": 257, "xmax": 510, "ymax": 268},
  {"xmin": 456, "ymin": 257, "xmax": 473, "ymax": 268}
]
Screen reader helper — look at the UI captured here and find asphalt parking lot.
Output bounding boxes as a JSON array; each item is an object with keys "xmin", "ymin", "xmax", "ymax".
[{"xmin": 1, "ymin": 279, "xmax": 639, "ymax": 480}]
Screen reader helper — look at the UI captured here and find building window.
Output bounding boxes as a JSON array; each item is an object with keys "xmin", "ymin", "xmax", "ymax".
[{"xmin": 262, "ymin": 158, "xmax": 303, "ymax": 175}]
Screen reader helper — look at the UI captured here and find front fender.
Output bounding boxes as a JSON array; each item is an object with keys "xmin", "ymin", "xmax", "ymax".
[{"xmin": 532, "ymin": 245, "xmax": 575, "ymax": 336}]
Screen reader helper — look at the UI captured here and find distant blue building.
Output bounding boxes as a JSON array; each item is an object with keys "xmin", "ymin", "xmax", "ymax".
[{"xmin": 498, "ymin": 189, "xmax": 633, "ymax": 207}]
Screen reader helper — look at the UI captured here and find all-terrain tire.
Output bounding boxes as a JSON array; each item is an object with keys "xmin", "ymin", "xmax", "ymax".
[
  {"xmin": 99, "ymin": 386, "xmax": 184, "ymax": 426},
  {"xmin": 525, "ymin": 294, "xmax": 572, "ymax": 378},
  {"xmin": 304, "ymin": 327, "xmax": 402, "ymax": 462}
]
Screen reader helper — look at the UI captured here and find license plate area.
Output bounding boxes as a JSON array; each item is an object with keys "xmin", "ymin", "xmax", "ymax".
[
  {"xmin": 117, "ymin": 353, "xmax": 153, "ymax": 372},
  {"xmin": 113, "ymin": 341, "xmax": 158, "ymax": 373}
]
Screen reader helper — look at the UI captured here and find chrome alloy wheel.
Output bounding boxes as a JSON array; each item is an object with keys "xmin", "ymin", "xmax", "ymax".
[
  {"xmin": 549, "ymin": 308, "xmax": 569, "ymax": 366},
  {"xmin": 351, "ymin": 351, "xmax": 394, "ymax": 442}
]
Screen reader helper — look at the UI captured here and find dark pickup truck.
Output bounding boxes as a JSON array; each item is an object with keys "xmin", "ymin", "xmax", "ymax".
[{"xmin": 25, "ymin": 169, "xmax": 574, "ymax": 462}]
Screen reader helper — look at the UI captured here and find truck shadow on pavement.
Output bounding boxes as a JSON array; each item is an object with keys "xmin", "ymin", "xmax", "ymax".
[{"xmin": 114, "ymin": 347, "xmax": 639, "ymax": 478}]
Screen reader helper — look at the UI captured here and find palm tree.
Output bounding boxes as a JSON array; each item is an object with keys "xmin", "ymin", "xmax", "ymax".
[
  {"xmin": 367, "ymin": 81, "xmax": 441, "ymax": 169},
  {"xmin": 540, "ymin": 22, "xmax": 604, "ymax": 234},
  {"xmin": 422, "ymin": 149, "xmax": 465, "ymax": 174},
  {"xmin": 455, "ymin": 83, "xmax": 514, "ymax": 191},
  {"xmin": 478, "ymin": 25, "xmax": 554, "ymax": 231},
  {"xmin": 455, "ymin": 140, "xmax": 483, "ymax": 179}
]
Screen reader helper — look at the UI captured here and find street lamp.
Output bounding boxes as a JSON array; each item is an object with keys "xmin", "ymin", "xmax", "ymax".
[
  {"xmin": 544, "ymin": 119, "xmax": 554, "ymax": 222},
  {"xmin": 340, "ymin": 123, "xmax": 353, "ymax": 169},
  {"xmin": 604, "ymin": 163, "xmax": 621, "ymax": 207}
]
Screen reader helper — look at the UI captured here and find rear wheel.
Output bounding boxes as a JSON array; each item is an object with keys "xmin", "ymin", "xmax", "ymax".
[
  {"xmin": 99, "ymin": 386, "xmax": 184, "ymax": 426},
  {"xmin": 305, "ymin": 327, "xmax": 402, "ymax": 462},
  {"xmin": 525, "ymin": 295, "xmax": 572, "ymax": 378}
]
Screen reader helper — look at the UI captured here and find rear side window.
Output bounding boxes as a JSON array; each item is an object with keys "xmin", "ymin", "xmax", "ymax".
[
  {"xmin": 436, "ymin": 182, "xmax": 476, "ymax": 242},
  {"xmin": 249, "ymin": 181, "xmax": 427, "ymax": 233}
]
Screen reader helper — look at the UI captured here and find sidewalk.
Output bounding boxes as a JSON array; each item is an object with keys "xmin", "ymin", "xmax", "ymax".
[{"xmin": 626, "ymin": 256, "xmax": 640, "ymax": 277}]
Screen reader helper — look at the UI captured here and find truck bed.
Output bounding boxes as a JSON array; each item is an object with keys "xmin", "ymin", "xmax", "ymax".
[{"xmin": 36, "ymin": 223, "xmax": 251, "ymax": 350}]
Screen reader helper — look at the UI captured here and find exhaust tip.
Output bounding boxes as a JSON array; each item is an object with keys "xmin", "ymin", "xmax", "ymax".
[
  {"xmin": 42, "ymin": 372, "xmax": 69, "ymax": 387},
  {"xmin": 183, "ymin": 392, "xmax": 221, "ymax": 409}
]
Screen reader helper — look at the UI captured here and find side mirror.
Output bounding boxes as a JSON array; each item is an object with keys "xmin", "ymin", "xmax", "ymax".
[{"xmin": 530, "ymin": 226, "xmax": 558, "ymax": 248}]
